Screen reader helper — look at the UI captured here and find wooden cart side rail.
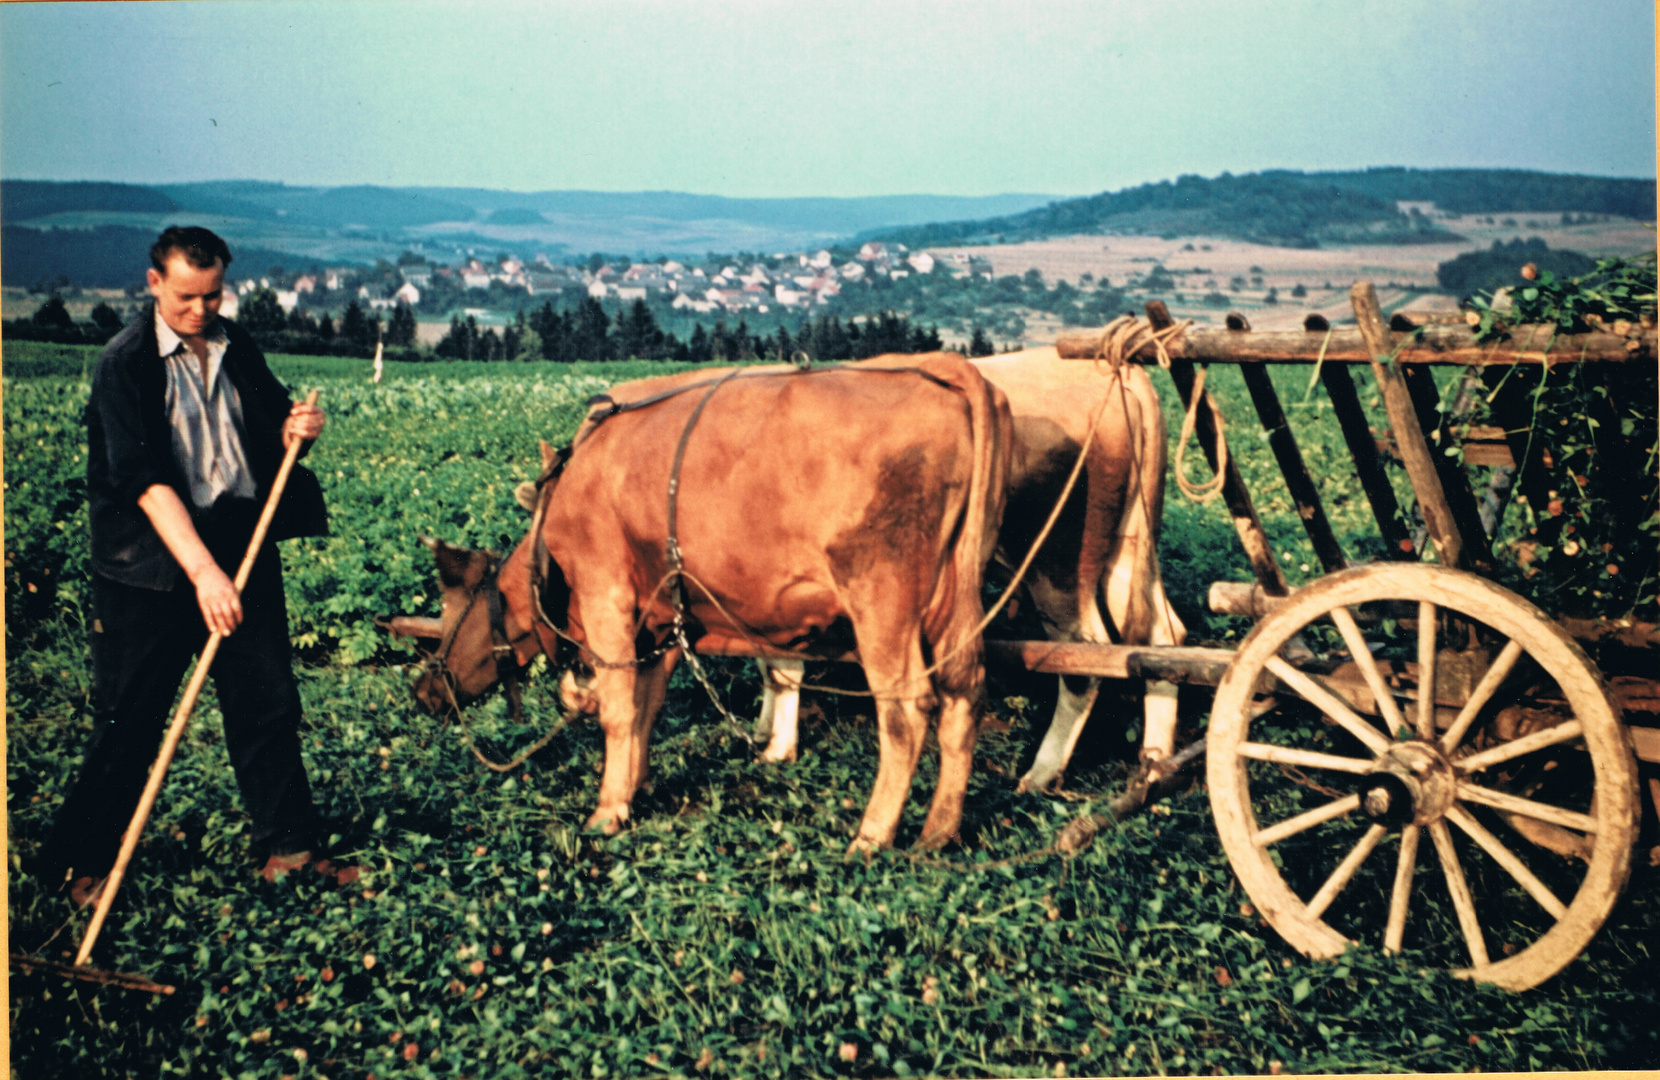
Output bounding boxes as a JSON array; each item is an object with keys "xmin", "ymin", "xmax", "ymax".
[{"xmin": 1055, "ymin": 323, "xmax": 1657, "ymax": 365}]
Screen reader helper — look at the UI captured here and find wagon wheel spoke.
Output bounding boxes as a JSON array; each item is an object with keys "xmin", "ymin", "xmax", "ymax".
[
  {"xmin": 1416, "ymin": 602, "xmax": 1438, "ymax": 740},
  {"xmin": 1209, "ymin": 564, "xmax": 1637, "ymax": 990},
  {"xmin": 1456, "ymin": 782, "xmax": 1597, "ymax": 833},
  {"xmin": 1383, "ymin": 824, "xmax": 1420, "ymax": 954},
  {"xmin": 1264, "ymin": 655, "xmax": 1392, "ymax": 755},
  {"xmin": 1237, "ymin": 742, "xmax": 1374, "ymax": 774},
  {"xmin": 1306, "ymin": 823, "xmax": 1388, "ymax": 920},
  {"xmin": 1328, "ymin": 605, "xmax": 1408, "ymax": 738},
  {"xmin": 1445, "ymin": 805, "xmax": 1568, "ymax": 919},
  {"xmin": 1440, "ymin": 639, "xmax": 1525, "ymax": 753},
  {"xmin": 1253, "ymin": 793, "xmax": 1361, "ymax": 847},
  {"xmin": 1455, "ymin": 720, "xmax": 1584, "ymax": 773},
  {"xmin": 1428, "ymin": 820, "xmax": 1491, "ymax": 969}
]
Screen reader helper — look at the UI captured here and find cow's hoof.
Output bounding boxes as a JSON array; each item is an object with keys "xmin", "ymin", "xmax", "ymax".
[
  {"xmin": 755, "ymin": 749, "xmax": 798, "ymax": 765},
  {"xmin": 583, "ymin": 809, "xmax": 626, "ymax": 835},
  {"xmin": 843, "ymin": 835, "xmax": 886, "ymax": 860},
  {"xmin": 1014, "ymin": 770, "xmax": 1061, "ymax": 796},
  {"xmin": 913, "ymin": 829, "xmax": 959, "ymax": 852}
]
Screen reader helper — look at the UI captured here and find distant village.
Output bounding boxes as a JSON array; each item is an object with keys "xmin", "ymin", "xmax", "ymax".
[{"xmin": 227, "ymin": 242, "xmax": 994, "ymax": 322}]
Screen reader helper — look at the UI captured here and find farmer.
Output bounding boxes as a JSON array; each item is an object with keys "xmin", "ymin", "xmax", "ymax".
[{"xmin": 40, "ymin": 226, "xmax": 334, "ymax": 906}]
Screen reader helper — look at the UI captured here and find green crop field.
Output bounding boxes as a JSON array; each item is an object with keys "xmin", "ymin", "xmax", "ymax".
[{"xmin": 6, "ymin": 340, "xmax": 1656, "ymax": 1078}]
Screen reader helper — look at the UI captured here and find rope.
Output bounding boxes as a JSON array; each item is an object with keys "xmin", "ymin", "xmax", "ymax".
[
  {"xmin": 435, "ymin": 646, "xmax": 578, "ymax": 773},
  {"xmin": 659, "ymin": 326, "xmax": 1156, "ymax": 701},
  {"xmin": 1171, "ymin": 366, "xmax": 1229, "ymax": 503},
  {"xmin": 1092, "ymin": 315, "xmax": 1228, "ymax": 504},
  {"xmin": 518, "ymin": 318, "xmax": 1188, "ymax": 705}
]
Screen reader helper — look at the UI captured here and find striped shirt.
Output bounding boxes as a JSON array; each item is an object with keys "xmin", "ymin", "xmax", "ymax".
[{"xmin": 156, "ymin": 311, "xmax": 257, "ymax": 509}]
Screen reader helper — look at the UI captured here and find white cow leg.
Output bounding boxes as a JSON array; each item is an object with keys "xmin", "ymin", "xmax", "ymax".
[
  {"xmin": 755, "ymin": 659, "xmax": 804, "ymax": 763},
  {"xmin": 1140, "ymin": 577, "xmax": 1185, "ymax": 761},
  {"xmin": 1016, "ymin": 674, "xmax": 1101, "ymax": 794},
  {"xmin": 1017, "ymin": 574, "xmax": 1107, "ymax": 794},
  {"xmin": 1141, "ymin": 679, "xmax": 1180, "ymax": 761},
  {"xmin": 754, "ymin": 661, "xmax": 777, "ymax": 744}
]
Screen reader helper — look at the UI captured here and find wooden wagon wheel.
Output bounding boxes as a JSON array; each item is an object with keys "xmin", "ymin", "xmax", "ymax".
[{"xmin": 1207, "ymin": 563, "xmax": 1639, "ymax": 990}]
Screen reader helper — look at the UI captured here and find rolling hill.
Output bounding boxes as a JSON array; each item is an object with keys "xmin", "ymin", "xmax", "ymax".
[
  {"xmin": 1, "ymin": 169, "xmax": 1651, "ymax": 289},
  {"xmin": 862, "ymin": 168, "xmax": 1656, "ymax": 251},
  {"xmin": 0, "ymin": 181, "xmax": 1062, "ymax": 285}
]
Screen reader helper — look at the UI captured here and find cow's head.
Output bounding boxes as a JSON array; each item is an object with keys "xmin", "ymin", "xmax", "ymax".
[
  {"xmin": 405, "ymin": 442, "xmax": 574, "ymax": 716},
  {"xmin": 410, "ymin": 537, "xmax": 516, "ymax": 715}
]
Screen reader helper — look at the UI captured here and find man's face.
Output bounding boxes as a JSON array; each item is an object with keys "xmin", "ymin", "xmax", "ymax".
[{"xmin": 147, "ymin": 253, "xmax": 225, "ymax": 339}]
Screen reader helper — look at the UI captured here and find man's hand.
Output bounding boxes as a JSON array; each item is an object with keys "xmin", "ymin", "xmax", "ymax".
[
  {"xmin": 192, "ymin": 561, "xmax": 243, "ymax": 636},
  {"xmin": 283, "ymin": 401, "xmax": 325, "ymax": 449},
  {"xmin": 137, "ymin": 483, "xmax": 245, "ymax": 636}
]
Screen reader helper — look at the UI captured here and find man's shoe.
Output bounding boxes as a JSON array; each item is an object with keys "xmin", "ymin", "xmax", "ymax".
[
  {"xmin": 68, "ymin": 875, "xmax": 108, "ymax": 910},
  {"xmin": 310, "ymin": 857, "xmax": 364, "ymax": 886},
  {"xmin": 258, "ymin": 850, "xmax": 312, "ymax": 882}
]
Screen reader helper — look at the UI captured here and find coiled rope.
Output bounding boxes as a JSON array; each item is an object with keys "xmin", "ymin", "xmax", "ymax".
[{"xmin": 1103, "ymin": 316, "xmax": 1229, "ymax": 504}]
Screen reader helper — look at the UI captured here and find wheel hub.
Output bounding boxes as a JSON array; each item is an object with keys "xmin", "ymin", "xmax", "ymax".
[{"xmin": 1360, "ymin": 740, "xmax": 1456, "ymax": 828}]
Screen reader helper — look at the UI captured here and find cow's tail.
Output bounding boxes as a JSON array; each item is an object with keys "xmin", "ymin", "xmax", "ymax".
[
  {"xmin": 965, "ymin": 361, "xmax": 1012, "ymax": 604},
  {"xmin": 940, "ymin": 352, "xmax": 1012, "ymax": 687},
  {"xmin": 1124, "ymin": 364, "xmax": 1185, "ymax": 648}
]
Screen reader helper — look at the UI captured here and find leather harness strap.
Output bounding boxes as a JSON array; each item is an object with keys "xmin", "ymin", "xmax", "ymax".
[
  {"xmin": 425, "ymin": 554, "xmax": 527, "ymax": 721},
  {"xmin": 579, "ymin": 359, "xmax": 955, "ymax": 438},
  {"xmin": 528, "ymin": 360, "xmax": 969, "ymax": 672}
]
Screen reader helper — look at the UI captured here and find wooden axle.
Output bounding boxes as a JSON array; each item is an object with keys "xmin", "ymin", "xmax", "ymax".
[{"xmin": 1055, "ymin": 322, "xmax": 1656, "ymax": 365}]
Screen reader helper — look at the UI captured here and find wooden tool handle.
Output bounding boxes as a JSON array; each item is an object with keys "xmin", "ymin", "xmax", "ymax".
[{"xmin": 75, "ymin": 390, "xmax": 321, "ymax": 967}]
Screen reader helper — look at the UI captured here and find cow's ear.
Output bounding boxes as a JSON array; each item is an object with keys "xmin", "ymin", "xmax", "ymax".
[
  {"xmin": 514, "ymin": 481, "xmax": 539, "ymax": 512},
  {"xmin": 540, "ymin": 439, "xmax": 557, "ymax": 472},
  {"xmin": 430, "ymin": 538, "xmax": 473, "ymax": 588}
]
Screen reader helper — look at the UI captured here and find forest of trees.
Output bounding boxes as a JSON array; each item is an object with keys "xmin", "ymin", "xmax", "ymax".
[
  {"xmin": 864, "ymin": 168, "xmax": 1656, "ymax": 252},
  {"xmin": 0, "ymin": 294, "xmax": 128, "ymax": 346},
  {"xmin": 1311, "ymin": 167, "xmax": 1655, "ymax": 219},
  {"xmin": 0, "ymin": 284, "xmax": 960, "ymax": 365},
  {"xmin": 1436, "ymin": 237, "xmax": 1598, "ymax": 300},
  {"xmin": 230, "ymin": 289, "xmax": 418, "ymax": 358},
  {"xmin": 434, "ymin": 296, "xmax": 954, "ymax": 364}
]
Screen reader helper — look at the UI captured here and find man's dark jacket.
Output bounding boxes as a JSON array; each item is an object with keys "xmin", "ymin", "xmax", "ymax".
[{"xmin": 86, "ymin": 303, "xmax": 329, "ymax": 590}]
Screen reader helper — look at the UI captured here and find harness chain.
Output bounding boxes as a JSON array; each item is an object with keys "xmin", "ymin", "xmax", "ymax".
[
  {"xmin": 525, "ymin": 324, "xmax": 1192, "ymax": 694},
  {"xmin": 662, "ymin": 366, "xmax": 760, "ymax": 744},
  {"xmin": 444, "ymin": 325, "xmax": 1207, "ymax": 842},
  {"xmin": 424, "ymin": 553, "xmax": 578, "ymax": 773}
]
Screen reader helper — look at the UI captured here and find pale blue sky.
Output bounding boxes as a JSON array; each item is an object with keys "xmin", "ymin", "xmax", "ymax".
[{"xmin": 1, "ymin": 0, "xmax": 1653, "ymax": 197}]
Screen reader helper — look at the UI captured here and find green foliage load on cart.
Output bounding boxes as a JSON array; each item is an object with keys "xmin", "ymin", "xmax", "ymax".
[{"xmin": 1464, "ymin": 254, "xmax": 1658, "ymax": 622}]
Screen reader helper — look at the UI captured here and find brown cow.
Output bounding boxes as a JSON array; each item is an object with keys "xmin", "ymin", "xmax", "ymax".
[
  {"xmin": 753, "ymin": 347, "xmax": 1186, "ymax": 791},
  {"xmin": 414, "ymin": 354, "xmax": 1012, "ymax": 852}
]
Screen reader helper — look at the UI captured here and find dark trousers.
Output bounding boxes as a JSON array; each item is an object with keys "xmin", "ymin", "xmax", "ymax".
[{"xmin": 42, "ymin": 521, "xmax": 317, "ymax": 882}]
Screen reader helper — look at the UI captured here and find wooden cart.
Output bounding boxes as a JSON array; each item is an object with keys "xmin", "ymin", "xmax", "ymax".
[
  {"xmin": 390, "ymin": 284, "xmax": 1653, "ymax": 990},
  {"xmin": 987, "ymin": 283, "xmax": 1657, "ymax": 991}
]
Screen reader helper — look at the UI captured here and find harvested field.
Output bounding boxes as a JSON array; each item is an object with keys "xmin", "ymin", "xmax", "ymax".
[{"xmin": 931, "ymin": 215, "xmax": 1654, "ymax": 333}]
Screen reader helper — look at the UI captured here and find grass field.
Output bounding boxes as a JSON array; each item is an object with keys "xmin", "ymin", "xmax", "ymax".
[{"xmin": 6, "ymin": 341, "xmax": 1657, "ymax": 1078}]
